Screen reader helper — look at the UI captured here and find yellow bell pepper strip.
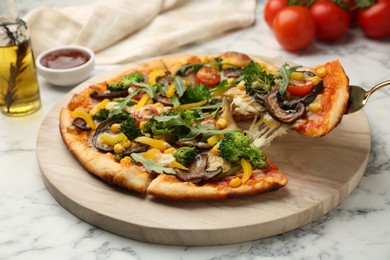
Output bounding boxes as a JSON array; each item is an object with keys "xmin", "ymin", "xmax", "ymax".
[
  {"xmin": 179, "ymin": 99, "xmax": 208, "ymax": 110},
  {"xmin": 134, "ymin": 93, "xmax": 151, "ymax": 110},
  {"xmin": 71, "ymin": 109, "xmax": 96, "ymax": 130},
  {"xmin": 229, "ymin": 177, "xmax": 242, "ymax": 187},
  {"xmin": 99, "ymin": 132, "xmax": 128, "ymax": 146},
  {"xmin": 241, "ymin": 158, "xmax": 252, "ymax": 184},
  {"xmin": 134, "ymin": 136, "xmax": 170, "ymax": 151},
  {"xmin": 89, "ymin": 98, "xmax": 110, "ymax": 116},
  {"xmin": 141, "ymin": 148, "xmax": 161, "ymax": 160},
  {"xmin": 148, "ymin": 70, "xmax": 166, "ymax": 86},
  {"xmin": 165, "ymin": 83, "xmax": 176, "ymax": 98},
  {"xmin": 171, "ymin": 161, "xmax": 189, "ymax": 171}
]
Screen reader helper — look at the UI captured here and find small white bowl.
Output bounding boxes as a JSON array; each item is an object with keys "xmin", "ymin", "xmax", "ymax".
[{"xmin": 36, "ymin": 45, "xmax": 95, "ymax": 87}]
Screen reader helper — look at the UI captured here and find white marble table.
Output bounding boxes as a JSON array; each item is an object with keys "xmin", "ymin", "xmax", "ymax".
[{"xmin": 1, "ymin": 0, "xmax": 390, "ymax": 259}]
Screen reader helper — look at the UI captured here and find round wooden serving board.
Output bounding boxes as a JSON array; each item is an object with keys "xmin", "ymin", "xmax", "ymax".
[{"xmin": 36, "ymin": 55, "xmax": 371, "ymax": 246}]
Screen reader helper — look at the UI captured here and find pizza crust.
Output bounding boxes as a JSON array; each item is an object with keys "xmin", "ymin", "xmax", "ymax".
[
  {"xmin": 147, "ymin": 170, "xmax": 288, "ymax": 201},
  {"xmin": 60, "ymin": 108, "xmax": 152, "ymax": 193}
]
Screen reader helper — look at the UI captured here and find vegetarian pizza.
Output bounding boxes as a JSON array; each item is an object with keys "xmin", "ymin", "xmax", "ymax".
[{"xmin": 59, "ymin": 51, "xmax": 350, "ymax": 200}]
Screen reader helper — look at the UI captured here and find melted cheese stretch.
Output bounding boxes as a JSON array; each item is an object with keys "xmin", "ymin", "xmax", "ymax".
[{"xmin": 248, "ymin": 115, "xmax": 289, "ymax": 148}]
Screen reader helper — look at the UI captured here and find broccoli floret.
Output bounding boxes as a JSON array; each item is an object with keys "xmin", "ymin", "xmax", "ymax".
[
  {"xmin": 218, "ymin": 132, "xmax": 268, "ymax": 169},
  {"xmin": 181, "ymin": 84, "xmax": 211, "ymax": 104},
  {"xmin": 107, "ymin": 72, "xmax": 145, "ymax": 92},
  {"xmin": 92, "ymin": 109, "xmax": 109, "ymax": 121},
  {"xmin": 144, "ymin": 115, "xmax": 190, "ymax": 139},
  {"xmin": 120, "ymin": 117, "xmax": 144, "ymax": 140},
  {"xmin": 144, "ymin": 109, "xmax": 200, "ymax": 139},
  {"xmin": 173, "ymin": 147, "xmax": 197, "ymax": 167},
  {"xmin": 241, "ymin": 61, "xmax": 275, "ymax": 96}
]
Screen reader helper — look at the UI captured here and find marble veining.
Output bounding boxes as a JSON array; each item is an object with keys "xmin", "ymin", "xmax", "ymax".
[{"xmin": 1, "ymin": 0, "xmax": 390, "ymax": 259}]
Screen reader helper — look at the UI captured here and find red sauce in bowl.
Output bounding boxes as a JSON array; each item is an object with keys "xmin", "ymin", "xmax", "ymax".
[{"xmin": 40, "ymin": 49, "xmax": 90, "ymax": 69}]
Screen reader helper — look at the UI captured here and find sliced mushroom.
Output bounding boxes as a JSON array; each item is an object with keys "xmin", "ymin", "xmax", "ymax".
[
  {"xmin": 175, "ymin": 140, "xmax": 211, "ymax": 150},
  {"xmin": 72, "ymin": 117, "xmax": 91, "ymax": 131},
  {"xmin": 264, "ymin": 90, "xmax": 306, "ymax": 124},
  {"xmin": 90, "ymin": 90, "xmax": 129, "ymax": 100},
  {"xmin": 92, "ymin": 118, "xmax": 123, "ymax": 152},
  {"xmin": 154, "ymin": 92, "xmax": 172, "ymax": 106},
  {"xmin": 122, "ymin": 142, "xmax": 148, "ymax": 155},
  {"xmin": 175, "ymin": 154, "xmax": 222, "ymax": 183},
  {"xmin": 157, "ymin": 71, "xmax": 173, "ymax": 87},
  {"xmin": 223, "ymin": 67, "xmax": 242, "ymax": 78}
]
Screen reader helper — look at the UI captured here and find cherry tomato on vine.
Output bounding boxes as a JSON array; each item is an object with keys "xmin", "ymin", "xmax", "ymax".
[
  {"xmin": 358, "ymin": 0, "xmax": 390, "ymax": 39},
  {"xmin": 310, "ymin": 0, "xmax": 351, "ymax": 41},
  {"xmin": 273, "ymin": 6, "xmax": 316, "ymax": 51},
  {"xmin": 195, "ymin": 66, "xmax": 221, "ymax": 87},
  {"xmin": 264, "ymin": 0, "xmax": 288, "ymax": 28}
]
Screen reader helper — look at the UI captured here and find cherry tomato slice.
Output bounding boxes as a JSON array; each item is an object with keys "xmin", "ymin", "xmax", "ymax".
[
  {"xmin": 287, "ymin": 82, "xmax": 314, "ymax": 96},
  {"xmin": 131, "ymin": 105, "xmax": 159, "ymax": 125},
  {"xmin": 195, "ymin": 66, "xmax": 221, "ymax": 87}
]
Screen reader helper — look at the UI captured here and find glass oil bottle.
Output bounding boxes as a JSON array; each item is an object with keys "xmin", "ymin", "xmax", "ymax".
[{"xmin": 0, "ymin": 0, "xmax": 41, "ymax": 116}]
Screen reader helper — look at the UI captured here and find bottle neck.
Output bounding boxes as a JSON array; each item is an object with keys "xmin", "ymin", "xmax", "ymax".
[{"xmin": 0, "ymin": 0, "xmax": 19, "ymax": 22}]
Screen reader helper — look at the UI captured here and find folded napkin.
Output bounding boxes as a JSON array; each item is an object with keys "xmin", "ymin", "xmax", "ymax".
[{"xmin": 24, "ymin": 0, "xmax": 256, "ymax": 65}]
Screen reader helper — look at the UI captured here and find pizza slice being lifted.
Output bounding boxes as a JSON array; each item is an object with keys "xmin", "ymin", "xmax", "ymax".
[{"xmin": 59, "ymin": 51, "xmax": 350, "ymax": 200}]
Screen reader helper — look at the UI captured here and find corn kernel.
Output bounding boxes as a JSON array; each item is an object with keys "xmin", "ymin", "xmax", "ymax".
[
  {"xmin": 216, "ymin": 118, "xmax": 228, "ymax": 129},
  {"xmin": 290, "ymin": 72, "xmax": 304, "ymax": 80},
  {"xmin": 200, "ymin": 56, "xmax": 209, "ymax": 63},
  {"xmin": 120, "ymin": 156, "xmax": 132, "ymax": 166},
  {"xmin": 122, "ymin": 139, "xmax": 132, "ymax": 149},
  {"xmin": 308, "ymin": 76, "xmax": 321, "ymax": 86},
  {"xmin": 229, "ymin": 177, "xmax": 242, "ymax": 187},
  {"xmin": 237, "ymin": 81, "xmax": 246, "ymax": 90},
  {"xmin": 308, "ymin": 102, "xmax": 323, "ymax": 112},
  {"xmin": 114, "ymin": 143, "xmax": 125, "ymax": 154},
  {"xmin": 110, "ymin": 123, "xmax": 121, "ymax": 133},
  {"xmin": 164, "ymin": 147, "xmax": 176, "ymax": 154},
  {"xmin": 207, "ymin": 135, "xmax": 220, "ymax": 146},
  {"xmin": 211, "ymin": 145, "xmax": 219, "ymax": 156},
  {"xmin": 316, "ymin": 67, "xmax": 328, "ymax": 78},
  {"xmin": 139, "ymin": 121, "xmax": 147, "ymax": 131}
]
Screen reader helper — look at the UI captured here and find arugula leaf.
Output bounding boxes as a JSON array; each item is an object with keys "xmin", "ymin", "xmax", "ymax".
[
  {"xmin": 210, "ymin": 79, "xmax": 232, "ymax": 97},
  {"xmin": 145, "ymin": 113, "xmax": 240, "ymax": 141},
  {"xmin": 277, "ymin": 63, "xmax": 302, "ymax": 95},
  {"xmin": 174, "ymin": 76, "xmax": 187, "ymax": 97},
  {"xmin": 108, "ymin": 89, "xmax": 140, "ymax": 118},
  {"xmin": 131, "ymin": 80, "xmax": 156, "ymax": 98},
  {"xmin": 170, "ymin": 94, "xmax": 180, "ymax": 108},
  {"xmin": 130, "ymin": 153, "xmax": 176, "ymax": 175}
]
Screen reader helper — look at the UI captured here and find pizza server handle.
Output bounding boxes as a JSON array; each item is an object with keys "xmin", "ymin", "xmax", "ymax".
[{"xmin": 345, "ymin": 80, "xmax": 390, "ymax": 114}]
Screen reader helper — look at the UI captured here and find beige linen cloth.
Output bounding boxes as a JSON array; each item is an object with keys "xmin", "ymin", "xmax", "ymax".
[{"xmin": 24, "ymin": 0, "xmax": 256, "ymax": 65}]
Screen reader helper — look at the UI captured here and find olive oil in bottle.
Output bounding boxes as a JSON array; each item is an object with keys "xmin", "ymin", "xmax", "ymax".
[{"xmin": 0, "ymin": 0, "xmax": 41, "ymax": 116}]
